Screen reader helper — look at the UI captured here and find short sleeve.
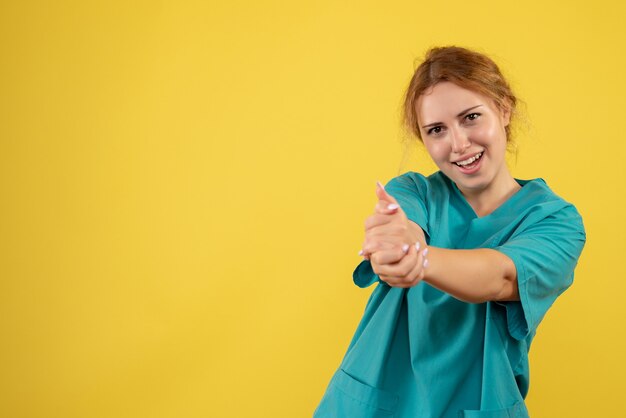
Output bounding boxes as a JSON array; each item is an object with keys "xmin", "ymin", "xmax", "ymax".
[
  {"xmin": 494, "ymin": 204, "xmax": 586, "ymax": 341},
  {"xmin": 353, "ymin": 259, "xmax": 378, "ymax": 288},
  {"xmin": 353, "ymin": 172, "xmax": 431, "ymax": 288},
  {"xmin": 384, "ymin": 173, "xmax": 430, "ymax": 237}
]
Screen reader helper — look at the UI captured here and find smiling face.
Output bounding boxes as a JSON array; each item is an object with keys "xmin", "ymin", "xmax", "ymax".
[{"xmin": 417, "ymin": 81, "xmax": 513, "ymax": 198}]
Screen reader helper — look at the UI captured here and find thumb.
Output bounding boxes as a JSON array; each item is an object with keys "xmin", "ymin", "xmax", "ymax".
[{"xmin": 376, "ymin": 181, "xmax": 399, "ymax": 205}]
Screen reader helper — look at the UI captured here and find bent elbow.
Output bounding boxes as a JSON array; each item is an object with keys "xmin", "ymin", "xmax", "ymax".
[
  {"xmin": 493, "ymin": 275, "xmax": 520, "ymax": 302},
  {"xmin": 493, "ymin": 253, "xmax": 520, "ymax": 302}
]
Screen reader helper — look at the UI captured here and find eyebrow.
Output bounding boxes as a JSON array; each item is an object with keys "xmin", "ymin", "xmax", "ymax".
[{"xmin": 421, "ymin": 105, "xmax": 484, "ymax": 129}]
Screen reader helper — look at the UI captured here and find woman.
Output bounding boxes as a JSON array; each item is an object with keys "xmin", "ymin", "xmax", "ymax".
[{"xmin": 313, "ymin": 47, "xmax": 586, "ymax": 417}]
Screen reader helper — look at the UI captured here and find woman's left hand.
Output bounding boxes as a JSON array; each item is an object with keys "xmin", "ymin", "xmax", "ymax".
[{"xmin": 360, "ymin": 182, "xmax": 428, "ymax": 286}]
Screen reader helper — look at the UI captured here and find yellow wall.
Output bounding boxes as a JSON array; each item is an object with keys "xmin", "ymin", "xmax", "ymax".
[{"xmin": 1, "ymin": 1, "xmax": 624, "ymax": 417}]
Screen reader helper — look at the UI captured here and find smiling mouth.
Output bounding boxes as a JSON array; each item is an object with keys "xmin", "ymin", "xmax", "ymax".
[{"xmin": 454, "ymin": 152, "xmax": 483, "ymax": 167}]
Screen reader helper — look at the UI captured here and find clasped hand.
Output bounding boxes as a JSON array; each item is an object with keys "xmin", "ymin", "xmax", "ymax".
[{"xmin": 359, "ymin": 182, "xmax": 429, "ymax": 288}]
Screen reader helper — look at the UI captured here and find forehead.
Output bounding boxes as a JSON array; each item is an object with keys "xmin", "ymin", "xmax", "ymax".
[{"xmin": 416, "ymin": 81, "xmax": 494, "ymax": 122}]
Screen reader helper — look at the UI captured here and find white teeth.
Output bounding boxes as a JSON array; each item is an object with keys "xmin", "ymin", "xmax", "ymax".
[{"xmin": 456, "ymin": 152, "xmax": 482, "ymax": 166}]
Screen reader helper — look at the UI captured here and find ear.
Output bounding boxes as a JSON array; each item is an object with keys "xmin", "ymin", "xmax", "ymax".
[{"xmin": 500, "ymin": 101, "xmax": 512, "ymax": 127}]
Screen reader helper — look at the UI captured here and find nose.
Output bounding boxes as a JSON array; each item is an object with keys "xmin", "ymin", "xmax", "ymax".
[{"xmin": 450, "ymin": 127, "xmax": 471, "ymax": 154}]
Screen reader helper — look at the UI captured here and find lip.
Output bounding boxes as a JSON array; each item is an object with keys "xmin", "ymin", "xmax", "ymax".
[
  {"xmin": 451, "ymin": 151, "xmax": 484, "ymax": 164},
  {"xmin": 453, "ymin": 151, "xmax": 484, "ymax": 175}
]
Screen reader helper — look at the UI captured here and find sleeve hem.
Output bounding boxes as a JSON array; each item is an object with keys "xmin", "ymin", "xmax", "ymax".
[
  {"xmin": 352, "ymin": 259, "xmax": 380, "ymax": 288},
  {"xmin": 494, "ymin": 248, "xmax": 533, "ymax": 341}
]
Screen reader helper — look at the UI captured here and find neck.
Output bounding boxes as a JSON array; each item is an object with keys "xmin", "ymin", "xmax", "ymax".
[{"xmin": 459, "ymin": 170, "xmax": 521, "ymax": 217}]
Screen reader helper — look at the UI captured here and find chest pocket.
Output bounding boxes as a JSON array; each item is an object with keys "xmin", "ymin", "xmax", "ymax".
[
  {"xmin": 313, "ymin": 369, "xmax": 399, "ymax": 418},
  {"xmin": 459, "ymin": 400, "xmax": 528, "ymax": 417}
]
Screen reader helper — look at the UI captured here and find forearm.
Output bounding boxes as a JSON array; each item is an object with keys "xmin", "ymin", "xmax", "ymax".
[{"xmin": 423, "ymin": 247, "xmax": 519, "ymax": 303}]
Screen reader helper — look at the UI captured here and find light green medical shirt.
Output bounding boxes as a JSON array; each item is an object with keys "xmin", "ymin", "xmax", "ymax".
[{"xmin": 314, "ymin": 171, "xmax": 586, "ymax": 418}]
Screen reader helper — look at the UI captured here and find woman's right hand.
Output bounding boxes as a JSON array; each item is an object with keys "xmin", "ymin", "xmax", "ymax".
[{"xmin": 372, "ymin": 239, "xmax": 427, "ymax": 288}]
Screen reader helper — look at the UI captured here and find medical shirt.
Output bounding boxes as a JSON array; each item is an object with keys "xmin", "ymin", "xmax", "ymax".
[{"xmin": 313, "ymin": 171, "xmax": 586, "ymax": 418}]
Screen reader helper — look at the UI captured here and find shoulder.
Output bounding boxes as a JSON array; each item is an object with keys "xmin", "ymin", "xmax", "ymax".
[
  {"xmin": 515, "ymin": 178, "xmax": 586, "ymax": 237},
  {"xmin": 385, "ymin": 171, "xmax": 450, "ymax": 194},
  {"xmin": 383, "ymin": 172, "xmax": 449, "ymax": 232}
]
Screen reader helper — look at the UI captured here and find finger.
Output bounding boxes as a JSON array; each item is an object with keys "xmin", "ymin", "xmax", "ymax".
[
  {"xmin": 364, "ymin": 213, "xmax": 397, "ymax": 231},
  {"xmin": 379, "ymin": 274, "xmax": 399, "ymax": 287},
  {"xmin": 376, "ymin": 243, "xmax": 419, "ymax": 285},
  {"xmin": 362, "ymin": 224, "xmax": 411, "ymax": 257},
  {"xmin": 375, "ymin": 199, "xmax": 400, "ymax": 215},
  {"xmin": 365, "ymin": 214, "xmax": 411, "ymax": 233},
  {"xmin": 361, "ymin": 240, "xmax": 400, "ymax": 258},
  {"xmin": 380, "ymin": 243, "xmax": 428, "ymax": 288},
  {"xmin": 402, "ymin": 245, "xmax": 427, "ymax": 286},
  {"xmin": 365, "ymin": 224, "xmax": 409, "ymax": 241},
  {"xmin": 371, "ymin": 245, "xmax": 412, "ymax": 287},
  {"xmin": 370, "ymin": 245, "xmax": 408, "ymax": 265},
  {"xmin": 358, "ymin": 249, "xmax": 371, "ymax": 261},
  {"xmin": 376, "ymin": 181, "xmax": 399, "ymax": 205}
]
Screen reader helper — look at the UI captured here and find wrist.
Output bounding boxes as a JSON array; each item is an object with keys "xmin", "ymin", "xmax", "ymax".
[{"xmin": 407, "ymin": 220, "xmax": 426, "ymax": 246}]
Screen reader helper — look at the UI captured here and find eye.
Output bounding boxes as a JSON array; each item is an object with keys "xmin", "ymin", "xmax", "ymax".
[
  {"xmin": 464, "ymin": 112, "xmax": 481, "ymax": 122},
  {"xmin": 427, "ymin": 125, "xmax": 444, "ymax": 136}
]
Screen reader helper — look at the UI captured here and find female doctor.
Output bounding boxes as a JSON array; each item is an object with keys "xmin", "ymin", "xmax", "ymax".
[{"xmin": 313, "ymin": 46, "xmax": 586, "ymax": 418}]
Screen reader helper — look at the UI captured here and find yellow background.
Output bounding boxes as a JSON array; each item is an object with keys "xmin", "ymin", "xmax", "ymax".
[{"xmin": 1, "ymin": 1, "xmax": 624, "ymax": 417}]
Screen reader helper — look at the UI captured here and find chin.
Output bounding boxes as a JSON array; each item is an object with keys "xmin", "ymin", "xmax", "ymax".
[{"xmin": 451, "ymin": 175, "xmax": 491, "ymax": 192}]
